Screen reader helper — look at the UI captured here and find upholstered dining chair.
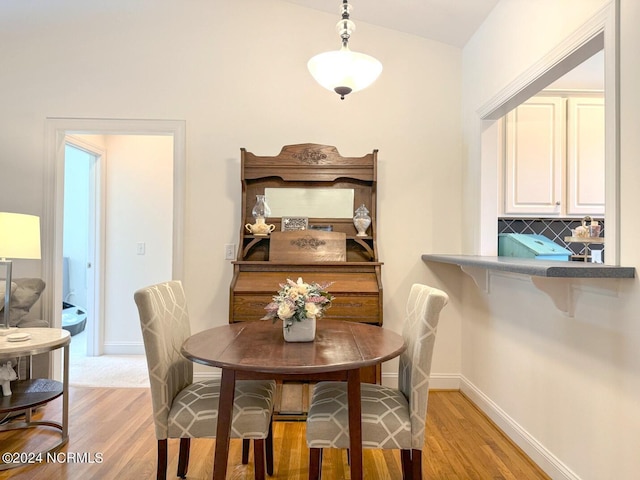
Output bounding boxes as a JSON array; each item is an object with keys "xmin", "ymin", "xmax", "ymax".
[
  {"xmin": 134, "ymin": 281, "xmax": 277, "ymax": 480},
  {"xmin": 305, "ymin": 283, "xmax": 449, "ymax": 480}
]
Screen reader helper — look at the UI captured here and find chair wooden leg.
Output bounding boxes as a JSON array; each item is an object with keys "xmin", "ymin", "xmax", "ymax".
[
  {"xmin": 157, "ymin": 439, "xmax": 168, "ymax": 480},
  {"xmin": 401, "ymin": 449, "xmax": 412, "ymax": 480},
  {"xmin": 266, "ymin": 420, "xmax": 274, "ymax": 476},
  {"xmin": 412, "ymin": 448, "xmax": 422, "ymax": 480},
  {"xmin": 309, "ymin": 448, "xmax": 322, "ymax": 480},
  {"xmin": 177, "ymin": 438, "xmax": 190, "ymax": 479},
  {"xmin": 242, "ymin": 439, "xmax": 250, "ymax": 464},
  {"xmin": 254, "ymin": 439, "xmax": 266, "ymax": 480}
]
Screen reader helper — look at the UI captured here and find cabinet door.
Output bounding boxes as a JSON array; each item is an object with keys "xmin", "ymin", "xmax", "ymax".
[
  {"xmin": 504, "ymin": 97, "xmax": 565, "ymax": 215},
  {"xmin": 566, "ymin": 97, "xmax": 605, "ymax": 215}
]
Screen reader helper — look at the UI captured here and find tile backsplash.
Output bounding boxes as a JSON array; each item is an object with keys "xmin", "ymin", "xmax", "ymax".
[{"xmin": 498, "ymin": 218, "xmax": 605, "ymax": 261}]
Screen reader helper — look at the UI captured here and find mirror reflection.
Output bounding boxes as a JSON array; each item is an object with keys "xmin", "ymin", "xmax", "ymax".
[{"xmin": 265, "ymin": 188, "xmax": 354, "ymax": 218}]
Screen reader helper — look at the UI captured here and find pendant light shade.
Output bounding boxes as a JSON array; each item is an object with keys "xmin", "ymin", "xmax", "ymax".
[
  {"xmin": 308, "ymin": 47, "xmax": 382, "ymax": 99},
  {"xmin": 308, "ymin": 1, "xmax": 382, "ymax": 100}
]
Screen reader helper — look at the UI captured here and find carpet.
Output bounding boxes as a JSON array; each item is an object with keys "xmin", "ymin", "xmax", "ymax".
[
  {"xmin": 69, "ymin": 354, "xmax": 150, "ymax": 388},
  {"xmin": 69, "ymin": 330, "xmax": 150, "ymax": 388}
]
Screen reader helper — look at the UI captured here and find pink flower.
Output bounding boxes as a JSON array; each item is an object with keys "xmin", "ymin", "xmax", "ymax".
[{"xmin": 263, "ymin": 277, "xmax": 334, "ymax": 324}]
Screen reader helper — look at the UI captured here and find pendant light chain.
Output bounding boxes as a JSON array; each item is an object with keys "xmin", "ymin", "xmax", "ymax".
[{"xmin": 307, "ymin": 0, "xmax": 382, "ymax": 100}]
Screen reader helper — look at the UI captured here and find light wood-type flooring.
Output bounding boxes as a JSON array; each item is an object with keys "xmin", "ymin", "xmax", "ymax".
[{"xmin": 0, "ymin": 387, "xmax": 550, "ymax": 479}]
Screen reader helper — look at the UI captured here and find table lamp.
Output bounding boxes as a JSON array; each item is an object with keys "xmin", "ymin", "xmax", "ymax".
[{"xmin": 0, "ymin": 212, "xmax": 41, "ymax": 336}]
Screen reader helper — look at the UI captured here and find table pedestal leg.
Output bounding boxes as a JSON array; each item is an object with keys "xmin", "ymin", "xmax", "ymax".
[
  {"xmin": 347, "ymin": 368, "xmax": 363, "ymax": 480},
  {"xmin": 213, "ymin": 369, "xmax": 236, "ymax": 480},
  {"xmin": 63, "ymin": 344, "xmax": 69, "ymax": 439}
]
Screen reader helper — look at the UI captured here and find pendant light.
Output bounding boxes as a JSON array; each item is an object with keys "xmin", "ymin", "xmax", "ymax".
[{"xmin": 308, "ymin": 1, "xmax": 382, "ymax": 100}]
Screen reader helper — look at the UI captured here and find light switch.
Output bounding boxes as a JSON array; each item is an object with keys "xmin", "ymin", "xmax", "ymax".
[
  {"xmin": 137, "ymin": 242, "xmax": 146, "ymax": 255},
  {"xmin": 224, "ymin": 244, "xmax": 236, "ymax": 260}
]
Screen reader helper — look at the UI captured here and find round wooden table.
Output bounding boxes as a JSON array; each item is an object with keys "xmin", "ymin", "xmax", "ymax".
[{"xmin": 181, "ymin": 319, "xmax": 406, "ymax": 480}]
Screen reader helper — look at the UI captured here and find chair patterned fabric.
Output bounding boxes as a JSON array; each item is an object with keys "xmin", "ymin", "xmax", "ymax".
[
  {"xmin": 169, "ymin": 379, "xmax": 275, "ymax": 439},
  {"xmin": 305, "ymin": 382, "xmax": 411, "ymax": 449},
  {"xmin": 134, "ymin": 281, "xmax": 276, "ymax": 441},
  {"xmin": 306, "ymin": 284, "xmax": 448, "ymax": 452},
  {"xmin": 399, "ymin": 283, "xmax": 446, "ymax": 449}
]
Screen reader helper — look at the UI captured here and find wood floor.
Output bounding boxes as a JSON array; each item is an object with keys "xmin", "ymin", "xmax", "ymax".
[{"xmin": 0, "ymin": 387, "xmax": 550, "ymax": 480}]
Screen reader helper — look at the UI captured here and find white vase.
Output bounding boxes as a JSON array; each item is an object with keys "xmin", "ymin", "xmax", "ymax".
[
  {"xmin": 283, "ymin": 315, "xmax": 316, "ymax": 342},
  {"xmin": 353, "ymin": 204, "xmax": 371, "ymax": 237}
]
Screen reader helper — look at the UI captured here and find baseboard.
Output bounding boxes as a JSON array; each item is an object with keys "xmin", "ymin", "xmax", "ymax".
[
  {"xmin": 194, "ymin": 370, "xmax": 220, "ymax": 381},
  {"xmin": 102, "ymin": 342, "xmax": 145, "ymax": 355},
  {"xmin": 460, "ymin": 376, "xmax": 582, "ymax": 480},
  {"xmin": 428, "ymin": 373, "xmax": 462, "ymax": 390}
]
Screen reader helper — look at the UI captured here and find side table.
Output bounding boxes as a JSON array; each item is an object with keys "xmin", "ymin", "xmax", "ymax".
[{"xmin": 0, "ymin": 328, "xmax": 70, "ymax": 470}]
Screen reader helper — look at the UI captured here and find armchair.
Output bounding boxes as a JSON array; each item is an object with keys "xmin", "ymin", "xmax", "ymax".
[{"xmin": 0, "ymin": 278, "xmax": 49, "ymax": 379}]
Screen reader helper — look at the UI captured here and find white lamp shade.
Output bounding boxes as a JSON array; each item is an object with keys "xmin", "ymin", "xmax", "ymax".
[
  {"xmin": 308, "ymin": 46, "xmax": 382, "ymax": 94},
  {"xmin": 0, "ymin": 212, "xmax": 41, "ymax": 259}
]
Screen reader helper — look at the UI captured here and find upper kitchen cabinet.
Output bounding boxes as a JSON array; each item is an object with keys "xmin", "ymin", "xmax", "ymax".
[
  {"xmin": 566, "ymin": 97, "xmax": 605, "ymax": 215},
  {"xmin": 501, "ymin": 94, "xmax": 604, "ymax": 217},
  {"xmin": 503, "ymin": 97, "xmax": 564, "ymax": 216}
]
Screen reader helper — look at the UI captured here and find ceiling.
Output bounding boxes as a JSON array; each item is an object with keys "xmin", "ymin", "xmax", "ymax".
[
  {"xmin": 282, "ymin": 0, "xmax": 500, "ymax": 48},
  {"xmin": 284, "ymin": 0, "xmax": 604, "ymax": 88}
]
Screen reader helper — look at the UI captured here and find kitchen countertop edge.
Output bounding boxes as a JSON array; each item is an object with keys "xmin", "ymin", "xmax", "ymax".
[{"xmin": 422, "ymin": 254, "xmax": 635, "ymax": 278}]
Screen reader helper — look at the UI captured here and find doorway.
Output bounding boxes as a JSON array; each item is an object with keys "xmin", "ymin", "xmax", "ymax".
[
  {"xmin": 63, "ymin": 139, "xmax": 100, "ymax": 358},
  {"xmin": 43, "ymin": 118, "xmax": 186, "ymax": 382}
]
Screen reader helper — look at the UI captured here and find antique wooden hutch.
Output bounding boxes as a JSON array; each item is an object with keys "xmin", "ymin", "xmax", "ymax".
[{"xmin": 229, "ymin": 143, "xmax": 383, "ymax": 385}]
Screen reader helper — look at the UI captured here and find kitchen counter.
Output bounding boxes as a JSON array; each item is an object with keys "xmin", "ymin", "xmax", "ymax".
[
  {"xmin": 422, "ymin": 254, "xmax": 634, "ymax": 316},
  {"xmin": 422, "ymin": 254, "xmax": 635, "ymax": 278}
]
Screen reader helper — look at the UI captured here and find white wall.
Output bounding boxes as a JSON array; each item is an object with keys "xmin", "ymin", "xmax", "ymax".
[
  {"xmin": 458, "ymin": 1, "xmax": 640, "ymax": 479},
  {"xmin": 0, "ymin": 1, "xmax": 463, "ymax": 378},
  {"xmin": 103, "ymin": 135, "xmax": 173, "ymax": 353},
  {"xmin": 616, "ymin": 0, "xmax": 640, "ymax": 473}
]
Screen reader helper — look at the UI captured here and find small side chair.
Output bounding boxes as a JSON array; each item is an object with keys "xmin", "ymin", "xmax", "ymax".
[
  {"xmin": 305, "ymin": 283, "xmax": 449, "ymax": 480},
  {"xmin": 134, "ymin": 280, "xmax": 276, "ymax": 480}
]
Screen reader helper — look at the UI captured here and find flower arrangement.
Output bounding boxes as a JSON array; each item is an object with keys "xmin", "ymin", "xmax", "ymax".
[{"xmin": 262, "ymin": 277, "xmax": 334, "ymax": 329}]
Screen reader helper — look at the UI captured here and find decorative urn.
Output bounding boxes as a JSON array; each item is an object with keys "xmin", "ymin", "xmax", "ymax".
[{"xmin": 353, "ymin": 204, "xmax": 371, "ymax": 237}]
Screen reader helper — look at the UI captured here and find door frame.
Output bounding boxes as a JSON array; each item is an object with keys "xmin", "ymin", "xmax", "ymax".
[{"xmin": 43, "ymin": 118, "xmax": 186, "ymax": 376}]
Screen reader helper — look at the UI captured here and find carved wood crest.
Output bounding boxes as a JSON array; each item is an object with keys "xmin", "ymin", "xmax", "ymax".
[
  {"xmin": 292, "ymin": 149, "xmax": 328, "ymax": 164},
  {"xmin": 290, "ymin": 236, "xmax": 326, "ymax": 250}
]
